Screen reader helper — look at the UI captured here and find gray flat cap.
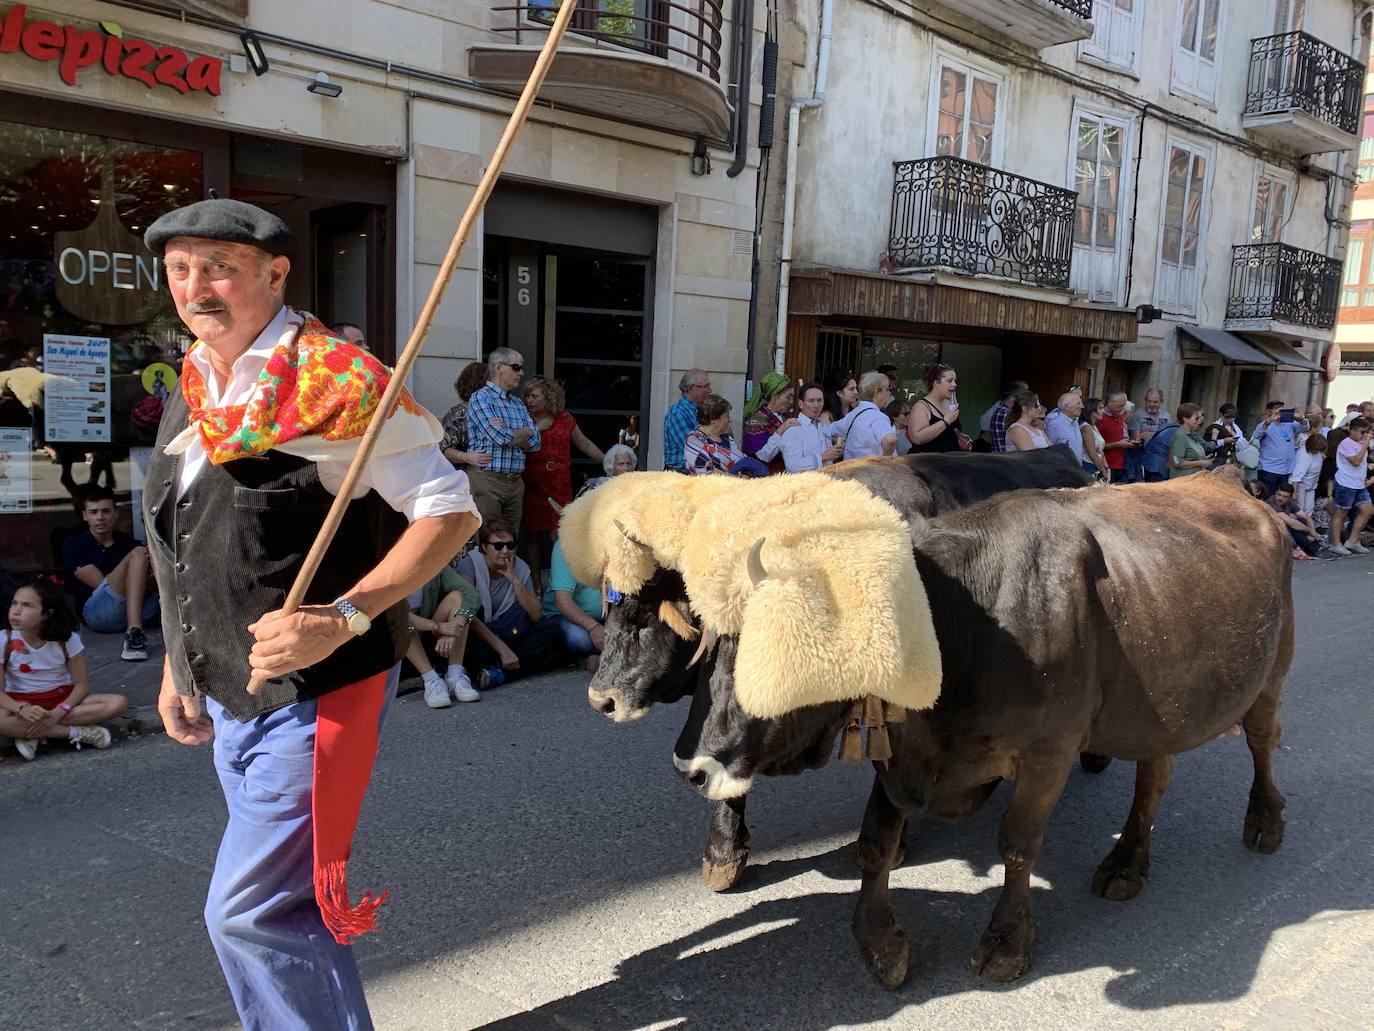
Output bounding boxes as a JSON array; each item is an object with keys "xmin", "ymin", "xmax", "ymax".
[{"xmin": 144, "ymin": 199, "xmax": 293, "ymax": 257}]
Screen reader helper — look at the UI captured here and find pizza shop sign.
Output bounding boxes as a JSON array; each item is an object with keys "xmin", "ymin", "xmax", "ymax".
[{"xmin": 0, "ymin": 5, "xmax": 223, "ymax": 96}]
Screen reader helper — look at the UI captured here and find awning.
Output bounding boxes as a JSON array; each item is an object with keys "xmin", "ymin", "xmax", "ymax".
[
  {"xmin": 1177, "ymin": 326, "xmax": 1275, "ymax": 365},
  {"xmin": 1245, "ymin": 337, "xmax": 1326, "ymax": 373}
]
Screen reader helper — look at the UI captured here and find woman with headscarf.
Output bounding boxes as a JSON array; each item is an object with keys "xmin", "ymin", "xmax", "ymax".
[{"xmin": 741, "ymin": 372, "xmax": 799, "ymax": 474}]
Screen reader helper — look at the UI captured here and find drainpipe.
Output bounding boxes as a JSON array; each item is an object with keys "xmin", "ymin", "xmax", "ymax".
[
  {"xmin": 726, "ymin": 0, "xmax": 756, "ymax": 178},
  {"xmin": 773, "ymin": 0, "xmax": 832, "ymax": 373}
]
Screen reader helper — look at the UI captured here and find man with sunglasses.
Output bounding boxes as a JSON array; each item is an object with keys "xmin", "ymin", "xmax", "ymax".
[{"xmin": 467, "ymin": 347, "xmax": 541, "ymax": 534}]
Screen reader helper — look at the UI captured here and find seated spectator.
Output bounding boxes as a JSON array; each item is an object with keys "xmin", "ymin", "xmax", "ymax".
[
  {"xmin": 60, "ymin": 487, "xmax": 158, "ymax": 661},
  {"xmin": 741, "ymin": 372, "xmax": 798, "ymax": 473},
  {"xmin": 1265, "ymin": 483, "xmax": 1321, "ymax": 561},
  {"xmin": 832, "ymin": 371, "xmax": 897, "ymax": 459},
  {"xmin": 1168, "ymin": 403, "xmax": 1210, "ymax": 478},
  {"xmin": 781, "ymin": 382, "xmax": 843, "ymax": 472},
  {"xmin": 455, "ymin": 522, "xmax": 568, "ymax": 688},
  {"xmin": 543, "ymin": 539, "xmax": 604, "ymax": 673},
  {"xmin": 576, "ymin": 443, "xmax": 637, "ymax": 498},
  {"xmin": 684, "ymin": 395, "xmax": 767, "ymax": 476},
  {"xmin": 1080, "ymin": 398, "xmax": 1111, "ymax": 480},
  {"xmin": 1291, "ymin": 431, "xmax": 1327, "ymax": 517},
  {"xmin": 1005, "ymin": 391, "xmax": 1050, "ymax": 451},
  {"xmin": 3, "ymin": 578, "xmax": 128, "ymax": 760},
  {"xmin": 404, "ymin": 566, "xmax": 481, "ymax": 708},
  {"xmin": 1328, "ymin": 417, "xmax": 1374, "ymax": 556},
  {"xmin": 884, "ymin": 397, "xmax": 914, "ymax": 456}
]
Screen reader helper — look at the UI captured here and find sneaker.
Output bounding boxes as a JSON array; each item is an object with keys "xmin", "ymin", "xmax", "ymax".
[
  {"xmin": 121, "ymin": 627, "xmax": 148, "ymax": 661},
  {"xmin": 478, "ymin": 666, "xmax": 506, "ymax": 691},
  {"xmin": 423, "ymin": 675, "xmax": 452, "ymax": 709},
  {"xmin": 446, "ymin": 666, "xmax": 480, "ymax": 703},
  {"xmin": 14, "ymin": 738, "xmax": 38, "ymax": 761},
  {"xmin": 71, "ymin": 725, "xmax": 111, "ymax": 750},
  {"xmin": 1347, "ymin": 541, "xmax": 1370, "ymax": 554},
  {"xmin": 1329, "ymin": 543, "xmax": 1352, "ymax": 556}
]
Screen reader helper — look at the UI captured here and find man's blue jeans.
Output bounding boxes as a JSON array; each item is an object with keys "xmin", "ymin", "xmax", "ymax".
[
  {"xmin": 203, "ymin": 667, "xmax": 397, "ymax": 1031},
  {"xmin": 558, "ymin": 615, "xmax": 602, "ymax": 656}
]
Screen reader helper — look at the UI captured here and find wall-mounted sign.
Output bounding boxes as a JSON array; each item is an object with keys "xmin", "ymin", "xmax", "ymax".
[
  {"xmin": 0, "ymin": 5, "xmax": 223, "ymax": 96},
  {"xmin": 1324, "ymin": 341, "xmax": 1341, "ymax": 383},
  {"xmin": 42, "ymin": 334, "xmax": 111, "ymax": 443},
  {"xmin": 0, "ymin": 427, "xmax": 32, "ymax": 513}
]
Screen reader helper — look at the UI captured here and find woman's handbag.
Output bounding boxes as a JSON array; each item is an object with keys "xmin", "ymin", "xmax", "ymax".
[{"xmin": 1234, "ymin": 440, "xmax": 1261, "ymax": 469}]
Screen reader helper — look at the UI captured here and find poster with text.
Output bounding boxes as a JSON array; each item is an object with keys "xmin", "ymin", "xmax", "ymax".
[
  {"xmin": 0, "ymin": 428, "xmax": 33, "ymax": 513},
  {"xmin": 43, "ymin": 334, "xmax": 111, "ymax": 443}
]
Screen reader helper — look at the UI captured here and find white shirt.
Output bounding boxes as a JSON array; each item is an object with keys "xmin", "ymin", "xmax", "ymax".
[
  {"xmin": 780, "ymin": 413, "xmax": 836, "ymax": 472},
  {"xmin": 833, "ymin": 401, "xmax": 893, "ymax": 460},
  {"xmin": 176, "ymin": 307, "xmax": 476, "ymax": 524},
  {"xmin": 4, "ymin": 632, "xmax": 84, "ymax": 693}
]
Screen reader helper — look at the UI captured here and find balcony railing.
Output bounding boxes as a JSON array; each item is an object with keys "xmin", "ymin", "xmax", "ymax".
[
  {"xmin": 1049, "ymin": 0, "xmax": 1092, "ymax": 15},
  {"xmin": 1226, "ymin": 243, "xmax": 1341, "ymax": 329},
  {"xmin": 1244, "ymin": 32, "xmax": 1363, "ymax": 137},
  {"xmin": 493, "ymin": 0, "xmax": 725, "ymax": 83},
  {"xmin": 888, "ymin": 156, "xmax": 1076, "ymax": 290}
]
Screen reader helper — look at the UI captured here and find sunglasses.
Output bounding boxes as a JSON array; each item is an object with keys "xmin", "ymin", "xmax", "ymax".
[
  {"xmin": 500, "ymin": 362, "xmax": 524, "ymax": 372},
  {"xmin": 486, "ymin": 540, "xmax": 516, "ymax": 551}
]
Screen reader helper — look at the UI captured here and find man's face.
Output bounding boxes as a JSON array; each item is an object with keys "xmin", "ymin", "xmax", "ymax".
[
  {"xmin": 874, "ymin": 377, "xmax": 893, "ymax": 407},
  {"xmin": 686, "ymin": 377, "xmax": 712, "ymax": 404},
  {"xmin": 494, "ymin": 353, "xmax": 524, "ymax": 392},
  {"xmin": 164, "ymin": 239, "xmax": 288, "ymax": 352},
  {"xmin": 1145, "ymin": 392, "xmax": 1162, "ymax": 414},
  {"xmin": 1105, "ymin": 395, "xmax": 1126, "ymax": 416},
  {"xmin": 483, "ymin": 535, "xmax": 515, "ymax": 570},
  {"xmin": 1274, "ymin": 489, "xmax": 1293, "ymax": 506},
  {"xmin": 1064, "ymin": 396, "xmax": 1083, "ymax": 420},
  {"xmin": 800, "ymin": 388, "xmax": 825, "ymax": 420},
  {"xmin": 83, "ymin": 499, "xmax": 116, "ymax": 536},
  {"xmin": 1360, "ymin": 403, "xmax": 1374, "ymax": 421}
]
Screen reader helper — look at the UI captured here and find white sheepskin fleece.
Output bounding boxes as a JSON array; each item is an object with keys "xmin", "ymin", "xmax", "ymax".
[{"xmin": 560, "ymin": 471, "xmax": 943, "ymax": 719}]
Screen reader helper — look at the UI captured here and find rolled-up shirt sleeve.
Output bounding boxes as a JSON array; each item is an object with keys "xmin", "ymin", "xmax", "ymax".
[{"xmin": 319, "ymin": 444, "xmax": 481, "ymax": 524}]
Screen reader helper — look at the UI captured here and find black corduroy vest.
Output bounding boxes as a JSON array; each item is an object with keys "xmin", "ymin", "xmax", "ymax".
[{"xmin": 144, "ymin": 389, "xmax": 409, "ymax": 721}]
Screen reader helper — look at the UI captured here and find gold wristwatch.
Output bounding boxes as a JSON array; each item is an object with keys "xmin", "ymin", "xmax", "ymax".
[{"xmin": 332, "ymin": 597, "xmax": 371, "ymax": 636}]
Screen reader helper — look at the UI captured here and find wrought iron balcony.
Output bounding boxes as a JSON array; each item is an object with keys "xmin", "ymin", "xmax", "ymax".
[
  {"xmin": 1225, "ymin": 243, "xmax": 1341, "ymax": 334},
  {"xmin": 469, "ymin": 0, "xmax": 731, "ymax": 141},
  {"xmin": 950, "ymin": 0, "xmax": 1092, "ymax": 50},
  {"xmin": 1242, "ymin": 32, "xmax": 1364, "ymax": 154},
  {"xmin": 888, "ymin": 156, "xmax": 1076, "ymax": 290}
]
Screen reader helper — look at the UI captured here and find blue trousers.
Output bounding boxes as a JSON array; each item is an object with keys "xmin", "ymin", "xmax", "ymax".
[{"xmin": 204, "ymin": 667, "xmax": 397, "ymax": 1031}]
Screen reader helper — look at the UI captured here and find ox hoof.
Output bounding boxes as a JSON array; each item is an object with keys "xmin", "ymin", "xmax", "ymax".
[
  {"xmin": 969, "ymin": 928, "xmax": 1032, "ymax": 983},
  {"xmin": 1091, "ymin": 861, "xmax": 1147, "ymax": 901},
  {"xmin": 702, "ymin": 854, "xmax": 748, "ymax": 893},
  {"xmin": 1079, "ymin": 753, "xmax": 1112, "ymax": 774},
  {"xmin": 1243, "ymin": 807, "xmax": 1286, "ymax": 855},
  {"xmin": 858, "ymin": 927, "xmax": 911, "ymax": 990}
]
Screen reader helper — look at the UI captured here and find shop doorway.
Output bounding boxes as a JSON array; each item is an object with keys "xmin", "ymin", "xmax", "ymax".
[{"xmin": 1236, "ymin": 368, "xmax": 1270, "ymax": 431}]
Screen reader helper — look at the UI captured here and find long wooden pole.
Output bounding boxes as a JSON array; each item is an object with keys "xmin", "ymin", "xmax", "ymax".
[{"xmin": 247, "ymin": 0, "xmax": 578, "ymax": 695}]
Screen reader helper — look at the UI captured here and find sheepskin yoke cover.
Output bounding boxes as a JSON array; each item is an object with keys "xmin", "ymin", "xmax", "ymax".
[{"xmin": 559, "ymin": 472, "xmax": 943, "ymax": 719}]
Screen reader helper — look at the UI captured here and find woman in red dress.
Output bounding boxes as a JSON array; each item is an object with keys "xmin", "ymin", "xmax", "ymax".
[{"xmin": 521, "ymin": 376, "xmax": 605, "ymax": 592}]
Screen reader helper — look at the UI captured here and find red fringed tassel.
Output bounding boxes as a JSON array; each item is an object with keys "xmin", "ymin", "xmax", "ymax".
[{"xmin": 315, "ymin": 859, "xmax": 389, "ymax": 945}]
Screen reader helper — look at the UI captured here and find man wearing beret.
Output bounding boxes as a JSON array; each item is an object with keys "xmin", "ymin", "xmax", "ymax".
[{"xmin": 142, "ymin": 198, "xmax": 479, "ymax": 1030}]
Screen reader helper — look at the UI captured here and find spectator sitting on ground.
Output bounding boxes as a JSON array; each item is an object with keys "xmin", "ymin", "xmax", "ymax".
[
  {"xmin": 577, "ymin": 443, "xmax": 638, "ymax": 498},
  {"xmin": 1266, "ymin": 483, "xmax": 1322, "ymax": 561},
  {"xmin": 780, "ymin": 382, "xmax": 844, "ymax": 471},
  {"xmin": 60, "ymin": 487, "xmax": 158, "ymax": 662},
  {"xmin": 405, "ymin": 566, "xmax": 481, "ymax": 708},
  {"xmin": 684, "ymin": 395, "xmax": 767, "ymax": 475},
  {"xmin": 543, "ymin": 539, "xmax": 605, "ymax": 673},
  {"xmin": 1328, "ymin": 417, "xmax": 1374, "ymax": 557},
  {"xmin": 440, "ymin": 361, "xmax": 495, "ymax": 473},
  {"xmin": 664, "ymin": 369, "xmax": 712, "ymax": 472},
  {"xmin": 1291, "ymin": 431, "xmax": 1327, "ymax": 517},
  {"xmin": 1005, "ymin": 391, "xmax": 1050, "ymax": 451},
  {"xmin": 884, "ymin": 396, "xmax": 914, "ymax": 456},
  {"xmin": 456, "ymin": 522, "xmax": 568, "ymax": 688},
  {"xmin": 3, "ymin": 578, "xmax": 128, "ymax": 760},
  {"xmin": 832, "ymin": 371, "xmax": 897, "ymax": 459},
  {"xmin": 1169, "ymin": 403, "xmax": 1211, "ymax": 479},
  {"xmin": 1045, "ymin": 391, "xmax": 1086, "ymax": 465}
]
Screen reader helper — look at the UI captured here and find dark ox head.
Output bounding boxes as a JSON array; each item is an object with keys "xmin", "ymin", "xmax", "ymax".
[
  {"xmin": 671, "ymin": 635, "xmax": 848, "ymax": 800},
  {"xmin": 587, "ymin": 568, "xmax": 716, "ymax": 722}
]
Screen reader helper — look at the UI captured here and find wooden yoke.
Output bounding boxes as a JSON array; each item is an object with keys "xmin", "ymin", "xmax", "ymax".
[{"xmin": 245, "ymin": 0, "xmax": 579, "ymax": 695}]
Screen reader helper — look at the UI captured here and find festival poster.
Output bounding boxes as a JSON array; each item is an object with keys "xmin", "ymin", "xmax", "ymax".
[
  {"xmin": 43, "ymin": 334, "xmax": 111, "ymax": 443},
  {"xmin": 0, "ymin": 427, "xmax": 33, "ymax": 513}
]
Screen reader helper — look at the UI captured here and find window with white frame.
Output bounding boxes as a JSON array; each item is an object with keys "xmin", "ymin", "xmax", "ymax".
[
  {"xmin": 930, "ymin": 56, "xmax": 1003, "ymax": 165},
  {"xmin": 1273, "ymin": 0, "xmax": 1306, "ymax": 35},
  {"xmin": 1172, "ymin": 0, "xmax": 1223, "ymax": 103},
  {"xmin": 1070, "ymin": 109, "xmax": 1131, "ymax": 303},
  {"xmin": 1250, "ymin": 169, "xmax": 1291, "ymax": 242},
  {"xmin": 1082, "ymin": 0, "xmax": 1142, "ymax": 73},
  {"xmin": 1342, "ymin": 236, "xmax": 1364, "ymax": 308},
  {"xmin": 1157, "ymin": 139, "xmax": 1212, "ymax": 313}
]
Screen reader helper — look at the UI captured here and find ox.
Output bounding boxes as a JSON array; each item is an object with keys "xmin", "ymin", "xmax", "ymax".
[
  {"xmin": 672, "ymin": 470, "xmax": 1292, "ymax": 986},
  {"xmin": 571, "ymin": 448, "xmax": 1092, "ymax": 891}
]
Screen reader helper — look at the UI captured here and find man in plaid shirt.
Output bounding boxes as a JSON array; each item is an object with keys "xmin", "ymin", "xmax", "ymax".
[
  {"xmin": 467, "ymin": 347, "xmax": 541, "ymax": 532},
  {"xmin": 663, "ymin": 369, "xmax": 712, "ymax": 471},
  {"xmin": 982, "ymin": 380, "xmax": 1026, "ymax": 453}
]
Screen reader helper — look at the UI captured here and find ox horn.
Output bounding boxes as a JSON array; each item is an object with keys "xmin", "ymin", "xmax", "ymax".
[
  {"xmin": 688, "ymin": 629, "xmax": 717, "ymax": 668},
  {"xmin": 747, "ymin": 538, "xmax": 769, "ymax": 587}
]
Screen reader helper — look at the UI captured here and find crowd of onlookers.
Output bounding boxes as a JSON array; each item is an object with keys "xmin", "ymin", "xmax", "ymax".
[{"xmin": 9, "ymin": 348, "xmax": 1373, "ymax": 759}]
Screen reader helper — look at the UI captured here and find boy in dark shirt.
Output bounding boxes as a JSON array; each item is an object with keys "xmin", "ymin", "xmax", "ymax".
[
  {"xmin": 60, "ymin": 487, "xmax": 158, "ymax": 660},
  {"xmin": 1265, "ymin": 483, "xmax": 1321, "ymax": 560}
]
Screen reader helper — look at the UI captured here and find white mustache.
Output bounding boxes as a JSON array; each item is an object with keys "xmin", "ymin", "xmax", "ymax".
[{"xmin": 186, "ymin": 300, "xmax": 226, "ymax": 314}]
